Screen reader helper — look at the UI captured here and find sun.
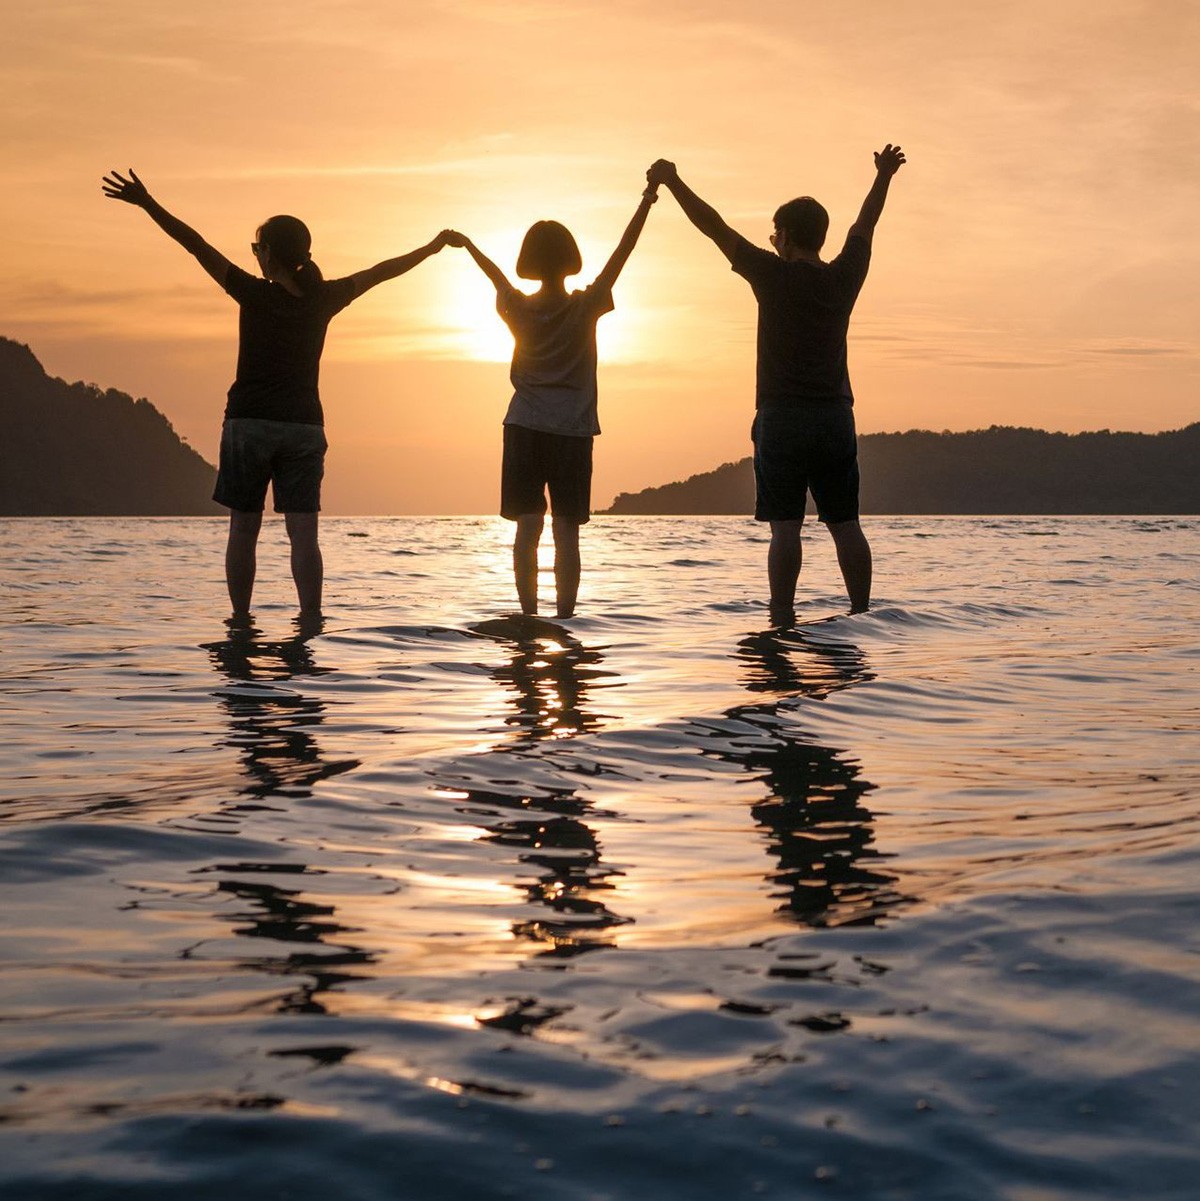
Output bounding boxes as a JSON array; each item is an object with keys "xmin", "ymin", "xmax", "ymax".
[
  {"xmin": 451, "ymin": 276, "xmax": 518, "ymax": 363},
  {"xmin": 435, "ymin": 227, "xmax": 524, "ymax": 364}
]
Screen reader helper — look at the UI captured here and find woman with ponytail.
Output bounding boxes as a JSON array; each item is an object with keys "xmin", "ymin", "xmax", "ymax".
[{"xmin": 102, "ymin": 169, "xmax": 453, "ymax": 624}]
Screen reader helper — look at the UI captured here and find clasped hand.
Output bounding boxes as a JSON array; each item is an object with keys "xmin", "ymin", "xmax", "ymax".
[{"xmin": 646, "ymin": 160, "xmax": 677, "ymax": 189}]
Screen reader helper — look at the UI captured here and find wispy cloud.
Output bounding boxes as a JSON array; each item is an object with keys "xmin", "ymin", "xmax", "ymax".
[
  {"xmin": 175, "ymin": 153, "xmax": 621, "ymax": 183},
  {"xmin": 1087, "ymin": 345, "xmax": 1189, "ymax": 357}
]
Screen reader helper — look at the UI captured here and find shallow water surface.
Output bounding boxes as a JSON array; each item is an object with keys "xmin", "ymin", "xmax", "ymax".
[{"xmin": 2, "ymin": 516, "xmax": 1198, "ymax": 1199}]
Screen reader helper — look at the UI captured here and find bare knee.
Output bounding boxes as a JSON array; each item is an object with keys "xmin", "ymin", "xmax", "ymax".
[
  {"xmin": 515, "ymin": 514, "xmax": 544, "ymax": 544},
  {"xmin": 229, "ymin": 510, "xmax": 263, "ymax": 541},
  {"xmin": 284, "ymin": 511, "xmax": 320, "ymax": 549},
  {"xmin": 551, "ymin": 516, "xmax": 580, "ymax": 544},
  {"xmin": 827, "ymin": 518, "xmax": 866, "ymax": 546}
]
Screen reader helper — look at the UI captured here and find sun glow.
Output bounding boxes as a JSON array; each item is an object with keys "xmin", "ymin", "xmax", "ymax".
[
  {"xmin": 431, "ymin": 227, "xmax": 645, "ymax": 365},
  {"xmin": 453, "ymin": 297, "xmax": 518, "ymax": 365}
]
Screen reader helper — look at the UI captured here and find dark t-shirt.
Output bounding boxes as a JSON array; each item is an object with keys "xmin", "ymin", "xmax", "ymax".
[
  {"xmin": 222, "ymin": 266, "xmax": 358, "ymax": 425},
  {"xmin": 730, "ymin": 232, "xmax": 871, "ymax": 408}
]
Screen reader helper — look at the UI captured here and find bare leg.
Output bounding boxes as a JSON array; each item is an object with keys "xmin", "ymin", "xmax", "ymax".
[
  {"xmin": 767, "ymin": 519, "xmax": 803, "ymax": 626},
  {"xmin": 513, "ymin": 514, "xmax": 544, "ymax": 615},
  {"xmin": 284, "ymin": 511, "xmax": 323, "ymax": 617},
  {"xmin": 828, "ymin": 519, "xmax": 872, "ymax": 613},
  {"xmin": 226, "ymin": 509, "xmax": 263, "ymax": 619},
  {"xmin": 551, "ymin": 516, "xmax": 582, "ymax": 618}
]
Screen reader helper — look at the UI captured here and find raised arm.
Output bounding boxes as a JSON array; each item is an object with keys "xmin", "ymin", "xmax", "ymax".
[
  {"xmin": 592, "ymin": 183, "xmax": 659, "ymax": 293},
  {"xmin": 648, "ymin": 160, "xmax": 741, "ymax": 262},
  {"xmin": 344, "ymin": 231, "xmax": 453, "ymax": 299},
  {"xmin": 102, "ymin": 170, "xmax": 234, "ymax": 287},
  {"xmin": 444, "ymin": 232, "xmax": 515, "ymax": 295},
  {"xmin": 847, "ymin": 144, "xmax": 906, "ymax": 244}
]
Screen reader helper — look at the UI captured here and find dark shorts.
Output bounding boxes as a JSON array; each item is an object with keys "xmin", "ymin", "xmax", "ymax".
[
  {"xmin": 752, "ymin": 404, "xmax": 860, "ymax": 524},
  {"xmin": 213, "ymin": 418, "xmax": 327, "ymax": 513},
  {"xmin": 500, "ymin": 424, "xmax": 593, "ymax": 524}
]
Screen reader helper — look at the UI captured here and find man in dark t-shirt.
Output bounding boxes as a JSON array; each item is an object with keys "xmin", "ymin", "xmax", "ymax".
[{"xmin": 649, "ymin": 145, "xmax": 906, "ymax": 622}]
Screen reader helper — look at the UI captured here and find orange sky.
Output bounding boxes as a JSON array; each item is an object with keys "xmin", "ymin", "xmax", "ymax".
[{"xmin": 3, "ymin": 1, "xmax": 1198, "ymax": 513}]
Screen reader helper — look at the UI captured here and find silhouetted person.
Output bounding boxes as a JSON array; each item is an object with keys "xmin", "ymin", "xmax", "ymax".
[
  {"xmin": 103, "ymin": 168, "xmax": 454, "ymax": 621},
  {"xmin": 444, "ymin": 180, "xmax": 659, "ymax": 617},
  {"xmin": 649, "ymin": 146, "xmax": 906, "ymax": 623}
]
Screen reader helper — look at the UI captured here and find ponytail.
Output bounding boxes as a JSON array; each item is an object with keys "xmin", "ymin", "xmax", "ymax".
[{"xmin": 292, "ymin": 258, "xmax": 324, "ymax": 293}]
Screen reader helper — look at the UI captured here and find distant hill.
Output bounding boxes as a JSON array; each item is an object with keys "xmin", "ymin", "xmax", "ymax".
[
  {"xmin": 605, "ymin": 424, "xmax": 1200, "ymax": 515},
  {"xmin": 0, "ymin": 338, "xmax": 221, "ymax": 515}
]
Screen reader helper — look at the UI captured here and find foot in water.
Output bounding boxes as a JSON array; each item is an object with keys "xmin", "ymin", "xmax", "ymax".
[
  {"xmin": 769, "ymin": 604, "xmax": 796, "ymax": 629},
  {"xmin": 294, "ymin": 609, "xmax": 325, "ymax": 638}
]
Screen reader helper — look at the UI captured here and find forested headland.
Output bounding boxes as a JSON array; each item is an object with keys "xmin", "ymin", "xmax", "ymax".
[
  {"xmin": 0, "ymin": 338, "xmax": 221, "ymax": 516},
  {"xmin": 605, "ymin": 424, "xmax": 1200, "ymax": 515}
]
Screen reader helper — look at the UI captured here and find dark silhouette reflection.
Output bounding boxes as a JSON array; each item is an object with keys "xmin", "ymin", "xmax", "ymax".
[
  {"xmin": 205, "ymin": 616, "xmax": 359, "ymax": 800},
  {"xmin": 470, "ymin": 614, "xmax": 614, "ymax": 745},
  {"xmin": 199, "ymin": 618, "xmax": 374, "ymax": 1014},
  {"xmin": 716, "ymin": 626, "xmax": 907, "ymax": 928},
  {"xmin": 200, "ymin": 869, "xmax": 376, "ymax": 1015},
  {"xmin": 438, "ymin": 616, "xmax": 628, "ymax": 957},
  {"xmin": 464, "ymin": 785, "xmax": 629, "ymax": 958},
  {"xmin": 738, "ymin": 622, "xmax": 869, "ymax": 700}
]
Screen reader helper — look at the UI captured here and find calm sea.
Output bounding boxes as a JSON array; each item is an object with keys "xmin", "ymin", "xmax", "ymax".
[{"xmin": 2, "ymin": 516, "xmax": 1198, "ymax": 1200}]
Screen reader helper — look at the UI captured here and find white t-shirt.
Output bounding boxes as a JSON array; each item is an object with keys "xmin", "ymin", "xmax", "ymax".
[{"xmin": 498, "ymin": 283, "xmax": 615, "ymax": 437}]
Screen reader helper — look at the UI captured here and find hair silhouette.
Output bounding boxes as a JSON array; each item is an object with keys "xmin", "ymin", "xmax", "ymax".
[
  {"xmin": 258, "ymin": 214, "xmax": 324, "ymax": 292},
  {"xmin": 516, "ymin": 220, "xmax": 582, "ymax": 281},
  {"xmin": 772, "ymin": 197, "xmax": 829, "ymax": 252}
]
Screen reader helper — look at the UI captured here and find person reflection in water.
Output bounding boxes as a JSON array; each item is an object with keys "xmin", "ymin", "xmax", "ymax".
[
  {"xmin": 648, "ymin": 146, "xmax": 907, "ymax": 624},
  {"xmin": 444, "ymin": 177, "xmax": 659, "ymax": 618},
  {"xmin": 203, "ymin": 618, "xmax": 371, "ymax": 1014},
  {"xmin": 472, "ymin": 615, "xmax": 612, "ymax": 746},
  {"xmin": 103, "ymin": 168, "xmax": 454, "ymax": 623},
  {"xmin": 434, "ymin": 618, "xmax": 626, "ymax": 957},
  {"xmin": 205, "ymin": 617, "xmax": 358, "ymax": 800},
  {"xmin": 730, "ymin": 628, "xmax": 906, "ymax": 926}
]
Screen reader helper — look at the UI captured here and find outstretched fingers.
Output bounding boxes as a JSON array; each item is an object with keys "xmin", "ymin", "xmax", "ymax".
[
  {"xmin": 101, "ymin": 168, "xmax": 149, "ymax": 203},
  {"xmin": 873, "ymin": 144, "xmax": 907, "ymax": 175}
]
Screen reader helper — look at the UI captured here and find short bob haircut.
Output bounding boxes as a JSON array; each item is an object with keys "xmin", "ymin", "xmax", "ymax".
[
  {"xmin": 772, "ymin": 197, "xmax": 829, "ymax": 253},
  {"xmin": 516, "ymin": 220, "xmax": 582, "ymax": 281}
]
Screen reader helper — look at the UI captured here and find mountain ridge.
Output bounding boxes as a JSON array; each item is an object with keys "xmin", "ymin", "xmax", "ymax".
[
  {"xmin": 0, "ymin": 338, "xmax": 222, "ymax": 516},
  {"xmin": 604, "ymin": 423, "xmax": 1200, "ymax": 515}
]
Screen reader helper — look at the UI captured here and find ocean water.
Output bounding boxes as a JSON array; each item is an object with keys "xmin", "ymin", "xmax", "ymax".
[{"xmin": 1, "ymin": 515, "xmax": 1198, "ymax": 1201}]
